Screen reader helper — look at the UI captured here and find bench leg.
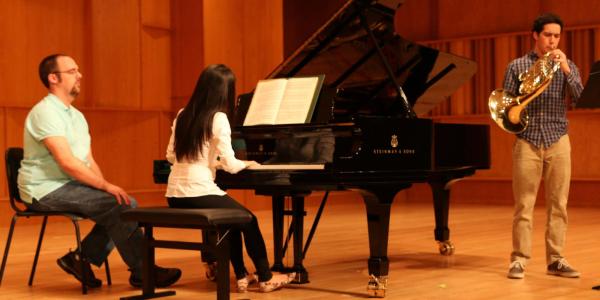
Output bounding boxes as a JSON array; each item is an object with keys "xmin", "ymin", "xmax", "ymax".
[
  {"xmin": 216, "ymin": 230, "xmax": 231, "ymax": 300},
  {"xmin": 120, "ymin": 226, "xmax": 175, "ymax": 300}
]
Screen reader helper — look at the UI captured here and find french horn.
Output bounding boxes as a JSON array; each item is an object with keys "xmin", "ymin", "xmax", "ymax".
[{"xmin": 488, "ymin": 51, "xmax": 561, "ymax": 134}]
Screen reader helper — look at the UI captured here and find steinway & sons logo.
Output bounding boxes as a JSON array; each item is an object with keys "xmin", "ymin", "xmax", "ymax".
[
  {"xmin": 372, "ymin": 134, "xmax": 415, "ymax": 155},
  {"xmin": 247, "ymin": 144, "xmax": 276, "ymax": 156}
]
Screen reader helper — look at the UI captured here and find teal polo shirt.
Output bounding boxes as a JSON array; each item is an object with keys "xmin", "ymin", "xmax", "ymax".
[{"xmin": 18, "ymin": 93, "xmax": 91, "ymax": 203}]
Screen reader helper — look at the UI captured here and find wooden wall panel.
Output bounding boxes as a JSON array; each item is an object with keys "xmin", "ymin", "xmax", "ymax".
[
  {"xmin": 141, "ymin": 28, "xmax": 171, "ymax": 110},
  {"xmin": 569, "ymin": 111, "xmax": 600, "ymax": 179},
  {"xmin": 89, "ymin": 0, "xmax": 141, "ymax": 109},
  {"xmin": 170, "ymin": 0, "xmax": 204, "ymax": 111},
  {"xmin": 473, "ymin": 38, "xmax": 494, "ymax": 113},
  {"xmin": 437, "ymin": 0, "xmax": 540, "ymax": 39},
  {"xmin": 394, "ymin": 0, "xmax": 437, "ymax": 42},
  {"xmin": 425, "ymin": 42, "xmax": 449, "ymax": 116},
  {"xmin": 141, "ymin": 0, "xmax": 171, "ymax": 29},
  {"xmin": 485, "ymin": 124, "xmax": 517, "ymax": 178},
  {"xmin": 394, "ymin": 0, "xmax": 539, "ymax": 40},
  {"xmin": 85, "ymin": 111, "xmax": 162, "ymax": 192},
  {"xmin": 202, "ymin": 0, "xmax": 245, "ymax": 90},
  {"xmin": 159, "ymin": 111, "xmax": 175, "ymax": 161},
  {"xmin": 203, "ymin": 0, "xmax": 283, "ymax": 95},
  {"xmin": 595, "ymin": 28, "xmax": 600, "ymax": 61},
  {"xmin": 242, "ymin": 0, "xmax": 284, "ymax": 94},
  {"xmin": 156, "ymin": 111, "xmax": 176, "ymax": 191},
  {"xmin": 0, "ymin": 109, "xmax": 6, "ymax": 199},
  {"xmin": 395, "ymin": 1, "xmax": 600, "ymax": 41},
  {"xmin": 569, "ymin": 29, "xmax": 594, "ymax": 82},
  {"xmin": 492, "ymin": 36, "xmax": 518, "ymax": 87},
  {"xmin": 141, "ymin": 0, "xmax": 171, "ymax": 111},
  {"xmin": 448, "ymin": 40, "xmax": 472, "ymax": 115},
  {"xmin": 1, "ymin": 107, "xmax": 26, "ymax": 201},
  {"xmin": 541, "ymin": 0, "xmax": 600, "ymax": 28},
  {"xmin": 4, "ymin": 108, "xmax": 28, "ymax": 149},
  {"xmin": 0, "ymin": 0, "xmax": 87, "ymax": 108}
]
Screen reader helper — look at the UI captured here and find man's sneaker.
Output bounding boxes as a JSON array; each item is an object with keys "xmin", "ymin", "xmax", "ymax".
[
  {"xmin": 129, "ymin": 266, "xmax": 182, "ymax": 288},
  {"xmin": 258, "ymin": 272, "xmax": 295, "ymax": 293},
  {"xmin": 236, "ymin": 273, "xmax": 258, "ymax": 293},
  {"xmin": 56, "ymin": 250, "xmax": 102, "ymax": 288},
  {"xmin": 547, "ymin": 259, "xmax": 580, "ymax": 278},
  {"xmin": 204, "ymin": 262, "xmax": 217, "ymax": 282},
  {"xmin": 507, "ymin": 261, "xmax": 524, "ymax": 279}
]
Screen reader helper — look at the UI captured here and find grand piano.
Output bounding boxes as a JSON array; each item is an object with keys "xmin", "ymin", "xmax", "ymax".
[{"xmin": 155, "ymin": 0, "xmax": 490, "ymax": 297}]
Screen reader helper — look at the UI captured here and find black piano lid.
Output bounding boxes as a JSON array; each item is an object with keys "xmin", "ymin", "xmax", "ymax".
[{"xmin": 268, "ymin": 0, "xmax": 476, "ymax": 117}]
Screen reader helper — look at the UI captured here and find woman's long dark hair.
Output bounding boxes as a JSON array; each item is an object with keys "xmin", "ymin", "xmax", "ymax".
[{"xmin": 174, "ymin": 64, "xmax": 236, "ymax": 161}]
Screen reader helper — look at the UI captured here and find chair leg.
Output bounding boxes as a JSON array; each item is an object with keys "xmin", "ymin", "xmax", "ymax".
[
  {"xmin": 104, "ymin": 258, "xmax": 112, "ymax": 286},
  {"xmin": 72, "ymin": 220, "xmax": 88, "ymax": 295},
  {"xmin": 28, "ymin": 215, "xmax": 48, "ymax": 286},
  {"xmin": 0, "ymin": 214, "xmax": 18, "ymax": 285}
]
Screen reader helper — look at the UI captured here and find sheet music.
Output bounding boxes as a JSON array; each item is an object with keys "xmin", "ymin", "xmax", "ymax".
[
  {"xmin": 243, "ymin": 79, "xmax": 287, "ymax": 126},
  {"xmin": 275, "ymin": 77, "xmax": 321, "ymax": 124}
]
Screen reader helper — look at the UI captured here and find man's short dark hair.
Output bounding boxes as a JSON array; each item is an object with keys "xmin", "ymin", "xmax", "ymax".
[
  {"xmin": 532, "ymin": 13, "xmax": 564, "ymax": 34},
  {"xmin": 38, "ymin": 54, "xmax": 65, "ymax": 89}
]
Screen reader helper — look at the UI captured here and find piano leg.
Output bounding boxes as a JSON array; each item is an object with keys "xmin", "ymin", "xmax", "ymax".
[
  {"xmin": 429, "ymin": 179, "xmax": 455, "ymax": 256},
  {"xmin": 356, "ymin": 186, "xmax": 407, "ymax": 298},
  {"xmin": 271, "ymin": 195, "xmax": 285, "ymax": 272},
  {"xmin": 270, "ymin": 193, "xmax": 310, "ymax": 283},
  {"xmin": 291, "ymin": 196, "xmax": 309, "ymax": 283}
]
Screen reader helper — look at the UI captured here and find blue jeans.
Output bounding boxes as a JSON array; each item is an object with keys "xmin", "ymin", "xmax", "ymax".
[{"xmin": 26, "ymin": 181, "xmax": 143, "ymax": 275}]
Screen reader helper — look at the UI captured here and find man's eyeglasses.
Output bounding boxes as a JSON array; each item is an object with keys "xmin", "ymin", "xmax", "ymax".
[{"xmin": 52, "ymin": 68, "xmax": 80, "ymax": 75}]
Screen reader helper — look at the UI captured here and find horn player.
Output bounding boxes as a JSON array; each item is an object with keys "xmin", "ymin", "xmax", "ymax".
[{"xmin": 504, "ymin": 13, "xmax": 584, "ymax": 280}]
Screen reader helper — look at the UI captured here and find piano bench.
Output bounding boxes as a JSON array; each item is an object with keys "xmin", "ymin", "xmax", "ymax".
[{"xmin": 119, "ymin": 207, "xmax": 252, "ymax": 300}]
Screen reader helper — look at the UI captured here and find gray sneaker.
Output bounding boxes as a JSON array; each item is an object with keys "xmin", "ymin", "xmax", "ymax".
[
  {"xmin": 547, "ymin": 259, "xmax": 580, "ymax": 278},
  {"xmin": 507, "ymin": 261, "xmax": 524, "ymax": 279}
]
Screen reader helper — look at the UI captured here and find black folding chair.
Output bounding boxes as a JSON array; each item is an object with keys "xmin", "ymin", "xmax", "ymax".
[{"xmin": 0, "ymin": 147, "xmax": 111, "ymax": 294}]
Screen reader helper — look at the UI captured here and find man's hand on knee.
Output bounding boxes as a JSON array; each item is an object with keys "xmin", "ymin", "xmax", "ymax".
[{"xmin": 104, "ymin": 182, "xmax": 130, "ymax": 205}]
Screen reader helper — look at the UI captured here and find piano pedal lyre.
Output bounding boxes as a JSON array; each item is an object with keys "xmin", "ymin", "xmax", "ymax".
[
  {"xmin": 437, "ymin": 240, "xmax": 455, "ymax": 256},
  {"xmin": 367, "ymin": 274, "xmax": 387, "ymax": 298}
]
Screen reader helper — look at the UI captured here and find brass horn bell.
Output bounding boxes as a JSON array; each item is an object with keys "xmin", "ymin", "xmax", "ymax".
[{"xmin": 488, "ymin": 52, "xmax": 560, "ymax": 134}]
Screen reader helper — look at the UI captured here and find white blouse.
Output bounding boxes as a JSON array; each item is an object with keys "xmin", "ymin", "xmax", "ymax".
[{"xmin": 165, "ymin": 111, "xmax": 247, "ymax": 197}]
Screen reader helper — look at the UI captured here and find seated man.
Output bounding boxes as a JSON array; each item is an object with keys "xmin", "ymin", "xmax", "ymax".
[{"xmin": 17, "ymin": 53, "xmax": 181, "ymax": 288}]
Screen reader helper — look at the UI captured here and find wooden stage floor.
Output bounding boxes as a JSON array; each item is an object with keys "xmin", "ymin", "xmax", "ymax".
[{"xmin": 1, "ymin": 198, "xmax": 600, "ymax": 299}]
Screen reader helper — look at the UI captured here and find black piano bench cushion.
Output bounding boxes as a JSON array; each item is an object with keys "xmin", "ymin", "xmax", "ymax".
[{"xmin": 121, "ymin": 207, "xmax": 252, "ymax": 227}]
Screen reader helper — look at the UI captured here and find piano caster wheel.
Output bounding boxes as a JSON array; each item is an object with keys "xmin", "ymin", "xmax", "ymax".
[
  {"xmin": 438, "ymin": 241, "xmax": 455, "ymax": 256},
  {"xmin": 367, "ymin": 274, "xmax": 387, "ymax": 298}
]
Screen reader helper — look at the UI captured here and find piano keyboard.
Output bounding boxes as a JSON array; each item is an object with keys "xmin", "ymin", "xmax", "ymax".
[{"xmin": 247, "ymin": 164, "xmax": 325, "ymax": 170}]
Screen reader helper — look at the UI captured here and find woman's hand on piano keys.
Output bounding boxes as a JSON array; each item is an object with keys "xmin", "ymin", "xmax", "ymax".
[{"xmin": 243, "ymin": 160, "xmax": 260, "ymax": 169}]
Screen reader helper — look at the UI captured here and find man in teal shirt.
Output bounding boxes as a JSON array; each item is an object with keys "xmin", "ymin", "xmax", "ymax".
[{"xmin": 18, "ymin": 54, "xmax": 181, "ymax": 288}]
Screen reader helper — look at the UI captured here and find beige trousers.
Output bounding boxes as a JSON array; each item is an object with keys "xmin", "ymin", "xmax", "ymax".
[{"xmin": 511, "ymin": 134, "xmax": 571, "ymax": 265}]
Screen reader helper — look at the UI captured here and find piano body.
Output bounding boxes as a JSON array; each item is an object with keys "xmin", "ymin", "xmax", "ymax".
[{"xmin": 155, "ymin": 0, "xmax": 490, "ymax": 297}]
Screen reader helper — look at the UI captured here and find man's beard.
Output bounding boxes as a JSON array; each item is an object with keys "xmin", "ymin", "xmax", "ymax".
[{"xmin": 69, "ymin": 85, "xmax": 80, "ymax": 98}]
